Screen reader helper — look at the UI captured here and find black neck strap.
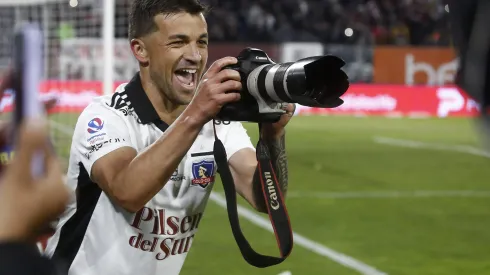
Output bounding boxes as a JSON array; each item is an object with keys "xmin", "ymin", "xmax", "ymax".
[{"xmin": 212, "ymin": 121, "xmax": 294, "ymax": 268}]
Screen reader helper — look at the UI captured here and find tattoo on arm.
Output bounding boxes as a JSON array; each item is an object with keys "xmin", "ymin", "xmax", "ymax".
[
  {"xmin": 252, "ymin": 133, "xmax": 289, "ymax": 212},
  {"xmin": 267, "ymin": 133, "xmax": 288, "ymax": 196}
]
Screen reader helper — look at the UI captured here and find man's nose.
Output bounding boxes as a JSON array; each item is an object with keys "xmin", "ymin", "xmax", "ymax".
[{"xmin": 183, "ymin": 45, "xmax": 202, "ymax": 63}]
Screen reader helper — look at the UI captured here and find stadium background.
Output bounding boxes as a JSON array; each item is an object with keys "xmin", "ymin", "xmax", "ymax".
[{"xmin": 1, "ymin": 0, "xmax": 489, "ymax": 274}]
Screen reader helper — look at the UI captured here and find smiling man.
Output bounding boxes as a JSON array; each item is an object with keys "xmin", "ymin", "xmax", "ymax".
[{"xmin": 43, "ymin": 1, "xmax": 294, "ymax": 275}]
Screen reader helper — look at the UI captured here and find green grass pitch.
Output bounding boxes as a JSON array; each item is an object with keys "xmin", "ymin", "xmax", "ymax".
[{"xmin": 48, "ymin": 113, "xmax": 490, "ymax": 275}]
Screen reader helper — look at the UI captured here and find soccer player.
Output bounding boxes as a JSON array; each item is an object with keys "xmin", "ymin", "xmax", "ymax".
[{"xmin": 44, "ymin": 0, "xmax": 295, "ymax": 274}]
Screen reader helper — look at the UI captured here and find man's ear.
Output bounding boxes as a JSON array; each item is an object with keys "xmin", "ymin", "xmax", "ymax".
[{"xmin": 130, "ymin": 38, "xmax": 149, "ymax": 64}]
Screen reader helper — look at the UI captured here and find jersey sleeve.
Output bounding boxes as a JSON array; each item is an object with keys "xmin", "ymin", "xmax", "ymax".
[
  {"xmin": 222, "ymin": 122, "xmax": 256, "ymax": 161},
  {"xmin": 72, "ymin": 104, "xmax": 135, "ymax": 179}
]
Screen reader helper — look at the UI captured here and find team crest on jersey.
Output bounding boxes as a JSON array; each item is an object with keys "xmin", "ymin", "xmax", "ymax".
[{"xmin": 191, "ymin": 160, "xmax": 215, "ymax": 188}]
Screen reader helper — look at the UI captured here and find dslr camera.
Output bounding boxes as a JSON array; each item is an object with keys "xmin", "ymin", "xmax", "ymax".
[{"xmin": 216, "ymin": 48, "xmax": 350, "ymax": 123}]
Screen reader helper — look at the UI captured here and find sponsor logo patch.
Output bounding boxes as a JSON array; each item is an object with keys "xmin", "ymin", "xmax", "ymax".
[
  {"xmin": 86, "ymin": 117, "xmax": 108, "ymax": 145},
  {"xmin": 87, "ymin": 117, "xmax": 104, "ymax": 134}
]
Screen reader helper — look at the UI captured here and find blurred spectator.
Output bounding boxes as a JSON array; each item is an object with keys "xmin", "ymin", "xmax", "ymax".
[{"xmin": 389, "ymin": 19, "xmax": 410, "ymax": 45}]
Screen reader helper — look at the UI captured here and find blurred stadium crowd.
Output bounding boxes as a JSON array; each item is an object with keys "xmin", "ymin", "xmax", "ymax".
[
  {"xmin": 51, "ymin": 0, "xmax": 451, "ymax": 45},
  {"xmin": 111, "ymin": 0, "xmax": 451, "ymax": 45},
  {"xmin": 203, "ymin": 0, "xmax": 450, "ymax": 45}
]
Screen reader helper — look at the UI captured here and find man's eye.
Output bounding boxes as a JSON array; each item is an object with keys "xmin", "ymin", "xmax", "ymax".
[
  {"xmin": 171, "ymin": 41, "xmax": 184, "ymax": 45},
  {"xmin": 198, "ymin": 40, "xmax": 208, "ymax": 45}
]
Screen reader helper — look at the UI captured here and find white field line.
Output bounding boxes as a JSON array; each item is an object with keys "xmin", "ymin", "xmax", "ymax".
[
  {"xmin": 373, "ymin": 136, "xmax": 490, "ymax": 158},
  {"xmin": 49, "ymin": 119, "xmax": 74, "ymax": 136},
  {"xmin": 285, "ymin": 190, "xmax": 490, "ymax": 199},
  {"xmin": 209, "ymin": 192, "xmax": 388, "ymax": 275}
]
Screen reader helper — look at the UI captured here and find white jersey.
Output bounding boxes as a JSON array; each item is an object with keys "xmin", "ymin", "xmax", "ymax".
[{"xmin": 44, "ymin": 73, "xmax": 255, "ymax": 275}]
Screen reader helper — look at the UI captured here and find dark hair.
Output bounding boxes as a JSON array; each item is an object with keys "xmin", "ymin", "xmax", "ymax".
[{"xmin": 129, "ymin": 0, "xmax": 208, "ymax": 40}]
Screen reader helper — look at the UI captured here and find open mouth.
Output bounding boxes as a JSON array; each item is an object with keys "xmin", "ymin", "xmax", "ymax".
[{"xmin": 174, "ymin": 68, "xmax": 197, "ymax": 89}]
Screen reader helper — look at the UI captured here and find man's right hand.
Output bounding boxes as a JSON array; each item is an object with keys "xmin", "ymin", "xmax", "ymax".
[{"xmin": 188, "ymin": 57, "xmax": 243, "ymax": 125}]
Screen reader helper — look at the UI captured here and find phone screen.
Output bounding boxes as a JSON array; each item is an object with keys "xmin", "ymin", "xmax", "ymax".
[{"xmin": 0, "ymin": 22, "xmax": 45, "ymax": 175}]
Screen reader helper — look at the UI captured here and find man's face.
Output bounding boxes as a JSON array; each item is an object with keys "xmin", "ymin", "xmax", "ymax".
[
  {"xmin": 198, "ymin": 166, "xmax": 207, "ymax": 178},
  {"xmin": 144, "ymin": 12, "xmax": 208, "ymax": 105}
]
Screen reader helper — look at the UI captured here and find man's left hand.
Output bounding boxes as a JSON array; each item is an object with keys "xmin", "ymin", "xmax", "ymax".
[{"xmin": 261, "ymin": 103, "xmax": 296, "ymax": 139}]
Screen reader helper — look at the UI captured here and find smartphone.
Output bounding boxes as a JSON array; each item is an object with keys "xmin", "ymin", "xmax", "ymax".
[{"xmin": 7, "ymin": 22, "xmax": 46, "ymax": 176}]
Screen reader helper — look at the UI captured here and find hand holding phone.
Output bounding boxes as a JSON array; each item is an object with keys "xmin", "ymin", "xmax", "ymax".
[
  {"xmin": 0, "ymin": 23, "xmax": 62, "ymax": 242},
  {"xmin": 7, "ymin": 22, "xmax": 47, "ymax": 177}
]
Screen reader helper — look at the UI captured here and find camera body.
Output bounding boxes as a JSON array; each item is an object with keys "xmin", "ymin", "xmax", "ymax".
[
  {"xmin": 215, "ymin": 47, "xmax": 349, "ymax": 123},
  {"xmin": 217, "ymin": 48, "xmax": 286, "ymax": 123}
]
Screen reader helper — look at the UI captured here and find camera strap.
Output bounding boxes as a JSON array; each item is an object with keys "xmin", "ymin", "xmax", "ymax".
[{"xmin": 212, "ymin": 121, "xmax": 293, "ymax": 268}]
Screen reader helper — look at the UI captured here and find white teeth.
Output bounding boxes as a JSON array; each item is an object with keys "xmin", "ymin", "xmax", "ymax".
[{"xmin": 182, "ymin": 69, "xmax": 196, "ymax": 74}]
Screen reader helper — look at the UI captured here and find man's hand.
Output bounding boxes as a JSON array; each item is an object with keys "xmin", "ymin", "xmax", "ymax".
[
  {"xmin": 187, "ymin": 57, "xmax": 242, "ymax": 125},
  {"xmin": 260, "ymin": 103, "xmax": 296, "ymax": 139},
  {"xmin": 0, "ymin": 119, "xmax": 69, "ymax": 242}
]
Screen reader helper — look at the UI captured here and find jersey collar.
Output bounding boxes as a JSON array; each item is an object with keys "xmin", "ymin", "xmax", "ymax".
[{"xmin": 124, "ymin": 73, "xmax": 170, "ymax": 132}]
